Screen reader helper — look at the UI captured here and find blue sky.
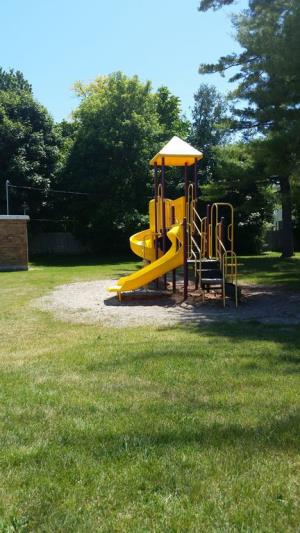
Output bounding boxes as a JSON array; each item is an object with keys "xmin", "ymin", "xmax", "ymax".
[{"xmin": 1, "ymin": 0, "xmax": 247, "ymax": 122}]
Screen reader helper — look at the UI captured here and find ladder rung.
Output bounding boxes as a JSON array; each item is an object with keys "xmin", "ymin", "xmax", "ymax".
[{"xmin": 202, "ymin": 278, "xmax": 223, "ymax": 283}]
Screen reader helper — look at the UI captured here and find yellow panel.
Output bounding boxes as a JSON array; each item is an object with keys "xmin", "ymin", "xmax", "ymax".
[
  {"xmin": 149, "ymin": 199, "xmax": 156, "ymax": 232},
  {"xmin": 172, "ymin": 196, "xmax": 186, "ymax": 224},
  {"xmin": 150, "ymin": 155, "xmax": 202, "ymax": 167},
  {"xmin": 149, "ymin": 198, "xmax": 173, "ymax": 233}
]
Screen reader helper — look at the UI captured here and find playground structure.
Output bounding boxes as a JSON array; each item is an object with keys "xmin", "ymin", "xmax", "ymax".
[{"xmin": 109, "ymin": 136, "xmax": 238, "ymax": 306}]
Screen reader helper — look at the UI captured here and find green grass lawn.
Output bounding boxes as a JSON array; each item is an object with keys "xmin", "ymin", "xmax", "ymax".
[
  {"xmin": 0, "ymin": 253, "xmax": 299, "ymax": 531},
  {"xmin": 238, "ymin": 252, "xmax": 300, "ymax": 290}
]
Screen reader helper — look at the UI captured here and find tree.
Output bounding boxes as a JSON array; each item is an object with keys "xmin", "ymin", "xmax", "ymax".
[
  {"xmin": 190, "ymin": 84, "xmax": 229, "ymax": 183},
  {"xmin": 198, "ymin": 0, "xmax": 300, "ymax": 257},
  {"xmin": 155, "ymin": 86, "xmax": 189, "ymax": 142},
  {"xmin": 153, "ymin": 86, "xmax": 191, "ymax": 198},
  {"xmin": 61, "ymin": 72, "xmax": 164, "ymax": 251},
  {"xmin": 0, "ymin": 67, "xmax": 32, "ymax": 93},
  {"xmin": 201, "ymin": 143, "xmax": 275, "ymax": 253},
  {"xmin": 60, "ymin": 74, "xmax": 190, "ymax": 251},
  {"xmin": 0, "ymin": 68, "xmax": 59, "ymax": 216}
]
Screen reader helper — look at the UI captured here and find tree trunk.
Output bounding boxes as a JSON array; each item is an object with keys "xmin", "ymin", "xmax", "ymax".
[{"xmin": 279, "ymin": 175, "xmax": 294, "ymax": 258}]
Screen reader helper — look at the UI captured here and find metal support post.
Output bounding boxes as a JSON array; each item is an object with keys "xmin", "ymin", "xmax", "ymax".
[
  {"xmin": 194, "ymin": 158, "xmax": 198, "ymax": 209},
  {"xmin": 183, "ymin": 217, "xmax": 188, "ymax": 300},
  {"xmin": 154, "ymin": 163, "xmax": 159, "ymax": 261},
  {"xmin": 206, "ymin": 203, "xmax": 211, "ymax": 258},
  {"xmin": 6, "ymin": 180, "xmax": 10, "ymax": 215},
  {"xmin": 171, "ymin": 205, "xmax": 176, "ymax": 293},
  {"xmin": 161, "ymin": 157, "xmax": 167, "ymax": 289}
]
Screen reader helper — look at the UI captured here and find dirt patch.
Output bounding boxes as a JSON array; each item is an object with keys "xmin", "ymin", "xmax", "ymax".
[{"xmin": 33, "ymin": 279, "xmax": 300, "ymax": 328}]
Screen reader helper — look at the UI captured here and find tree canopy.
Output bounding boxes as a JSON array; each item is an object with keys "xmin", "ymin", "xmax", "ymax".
[
  {"xmin": 59, "ymin": 72, "xmax": 188, "ymax": 250},
  {"xmin": 0, "ymin": 68, "xmax": 60, "ymax": 215},
  {"xmin": 1, "ymin": 48, "xmax": 298, "ymax": 255},
  {"xmin": 198, "ymin": 0, "xmax": 300, "ymax": 256}
]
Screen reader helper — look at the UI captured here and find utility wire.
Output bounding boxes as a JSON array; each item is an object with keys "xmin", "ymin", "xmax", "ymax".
[{"xmin": 7, "ymin": 183, "xmax": 90, "ymax": 196}]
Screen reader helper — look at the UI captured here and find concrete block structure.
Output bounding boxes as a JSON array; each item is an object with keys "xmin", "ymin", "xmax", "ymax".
[{"xmin": 0, "ymin": 215, "xmax": 30, "ymax": 271}]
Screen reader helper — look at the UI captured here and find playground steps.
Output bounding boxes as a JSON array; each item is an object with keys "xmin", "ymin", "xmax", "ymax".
[
  {"xmin": 199, "ymin": 259, "xmax": 222, "ymax": 287},
  {"xmin": 187, "ymin": 258, "xmax": 223, "ymax": 286}
]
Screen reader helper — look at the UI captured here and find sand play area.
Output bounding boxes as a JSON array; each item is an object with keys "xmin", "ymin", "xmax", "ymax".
[{"xmin": 34, "ymin": 279, "xmax": 300, "ymax": 328}]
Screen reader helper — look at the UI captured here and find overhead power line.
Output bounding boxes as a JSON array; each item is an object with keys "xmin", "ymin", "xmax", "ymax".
[
  {"xmin": 5, "ymin": 179, "xmax": 92, "ymax": 214},
  {"xmin": 7, "ymin": 183, "xmax": 90, "ymax": 196}
]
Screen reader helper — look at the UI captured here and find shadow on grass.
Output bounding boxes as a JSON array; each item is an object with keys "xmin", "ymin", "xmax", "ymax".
[
  {"xmin": 177, "ymin": 321, "xmax": 300, "ymax": 373},
  {"xmin": 184, "ymin": 321, "xmax": 300, "ymax": 349},
  {"xmin": 58, "ymin": 411, "xmax": 300, "ymax": 458},
  {"xmin": 239, "ymin": 254, "xmax": 300, "ymax": 289},
  {"xmin": 87, "ymin": 322, "xmax": 300, "ymax": 376}
]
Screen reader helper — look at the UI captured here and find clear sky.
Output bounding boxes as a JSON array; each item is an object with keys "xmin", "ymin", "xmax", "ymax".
[{"xmin": 1, "ymin": 0, "xmax": 247, "ymax": 122}]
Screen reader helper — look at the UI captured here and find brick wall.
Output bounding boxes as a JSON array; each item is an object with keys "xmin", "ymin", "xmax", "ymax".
[{"xmin": 0, "ymin": 216, "xmax": 29, "ymax": 271}]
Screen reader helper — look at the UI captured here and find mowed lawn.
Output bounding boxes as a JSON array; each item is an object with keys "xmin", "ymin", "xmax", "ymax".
[{"xmin": 0, "ymin": 253, "xmax": 299, "ymax": 532}]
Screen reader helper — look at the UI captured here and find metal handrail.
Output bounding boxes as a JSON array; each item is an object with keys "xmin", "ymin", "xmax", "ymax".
[
  {"xmin": 210, "ymin": 202, "xmax": 234, "ymax": 258},
  {"xmin": 189, "ymin": 206, "xmax": 203, "ymax": 287},
  {"xmin": 216, "ymin": 229, "xmax": 238, "ymax": 307},
  {"xmin": 215, "ymin": 212, "xmax": 238, "ymax": 304},
  {"xmin": 193, "ymin": 206, "xmax": 202, "ymax": 224}
]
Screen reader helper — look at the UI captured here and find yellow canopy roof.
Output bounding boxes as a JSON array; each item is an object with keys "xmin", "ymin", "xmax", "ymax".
[{"xmin": 150, "ymin": 136, "xmax": 203, "ymax": 166}]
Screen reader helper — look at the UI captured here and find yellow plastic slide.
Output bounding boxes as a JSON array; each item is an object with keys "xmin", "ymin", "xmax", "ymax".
[
  {"xmin": 129, "ymin": 229, "xmax": 157, "ymax": 263},
  {"xmin": 108, "ymin": 224, "xmax": 183, "ymax": 294}
]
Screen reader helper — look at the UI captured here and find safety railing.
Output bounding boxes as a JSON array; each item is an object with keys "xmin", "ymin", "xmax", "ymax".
[
  {"xmin": 216, "ymin": 221, "xmax": 238, "ymax": 307},
  {"xmin": 190, "ymin": 206, "xmax": 203, "ymax": 285},
  {"xmin": 210, "ymin": 202, "xmax": 234, "ymax": 259},
  {"xmin": 200, "ymin": 216, "xmax": 208, "ymax": 257},
  {"xmin": 186, "ymin": 183, "xmax": 195, "ymax": 254}
]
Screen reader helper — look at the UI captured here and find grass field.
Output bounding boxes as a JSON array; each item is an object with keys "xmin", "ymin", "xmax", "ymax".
[
  {"xmin": 238, "ymin": 252, "xmax": 300, "ymax": 290},
  {"xmin": 0, "ymin": 253, "xmax": 299, "ymax": 531}
]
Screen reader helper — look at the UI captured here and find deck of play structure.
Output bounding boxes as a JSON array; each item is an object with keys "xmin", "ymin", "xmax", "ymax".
[{"xmin": 109, "ymin": 136, "xmax": 238, "ymax": 307}]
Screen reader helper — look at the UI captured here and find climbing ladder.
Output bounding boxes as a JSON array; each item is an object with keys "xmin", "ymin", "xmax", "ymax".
[{"xmin": 187, "ymin": 201, "xmax": 238, "ymax": 307}]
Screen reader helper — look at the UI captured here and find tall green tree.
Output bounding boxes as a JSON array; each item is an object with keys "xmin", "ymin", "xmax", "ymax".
[
  {"xmin": 61, "ymin": 74, "xmax": 190, "ymax": 250},
  {"xmin": 190, "ymin": 84, "xmax": 229, "ymax": 183},
  {"xmin": 155, "ymin": 86, "xmax": 189, "ymax": 142},
  {"xmin": 61, "ymin": 72, "xmax": 163, "ymax": 250},
  {"xmin": 153, "ymin": 86, "xmax": 190, "ymax": 198},
  {"xmin": 198, "ymin": 0, "xmax": 300, "ymax": 256},
  {"xmin": 0, "ymin": 68, "xmax": 59, "ymax": 215},
  {"xmin": 202, "ymin": 143, "xmax": 275, "ymax": 253}
]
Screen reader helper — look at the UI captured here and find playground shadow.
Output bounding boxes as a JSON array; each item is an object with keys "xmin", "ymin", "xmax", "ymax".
[
  {"xmin": 103, "ymin": 283, "xmax": 300, "ymax": 325},
  {"xmin": 103, "ymin": 293, "xmax": 178, "ymax": 308}
]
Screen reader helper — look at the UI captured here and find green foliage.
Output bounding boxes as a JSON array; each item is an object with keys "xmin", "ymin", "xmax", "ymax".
[
  {"xmin": 152, "ymin": 86, "xmax": 190, "ymax": 199},
  {"xmin": 190, "ymin": 84, "xmax": 229, "ymax": 183},
  {"xmin": 189, "ymin": 84, "xmax": 273, "ymax": 253},
  {"xmin": 60, "ymin": 72, "xmax": 188, "ymax": 251},
  {"xmin": 191, "ymin": 84, "xmax": 228, "ymax": 149},
  {"xmin": 0, "ymin": 68, "xmax": 60, "ymax": 215},
  {"xmin": 0, "ymin": 67, "xmax": 32, "ymax": 93},
  {"xmin": 199, "ymin": 0, "xmax": 234, "ymax": 10},
  {"xmin": 155, "ymin": 86, "xmax": 190, "ymax": 141},
  {"xmin": 202, "ymin": 143, "xmax": 275, "ymax": 253},
  {"xmin": 198, "ymin": 0, "xmax": 300, "ymax": 256}
]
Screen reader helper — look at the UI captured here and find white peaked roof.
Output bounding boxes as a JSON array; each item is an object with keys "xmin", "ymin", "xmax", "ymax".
[{"xmin": 150, "ymin": 135, "xmax": 203, "ymax": 166}]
